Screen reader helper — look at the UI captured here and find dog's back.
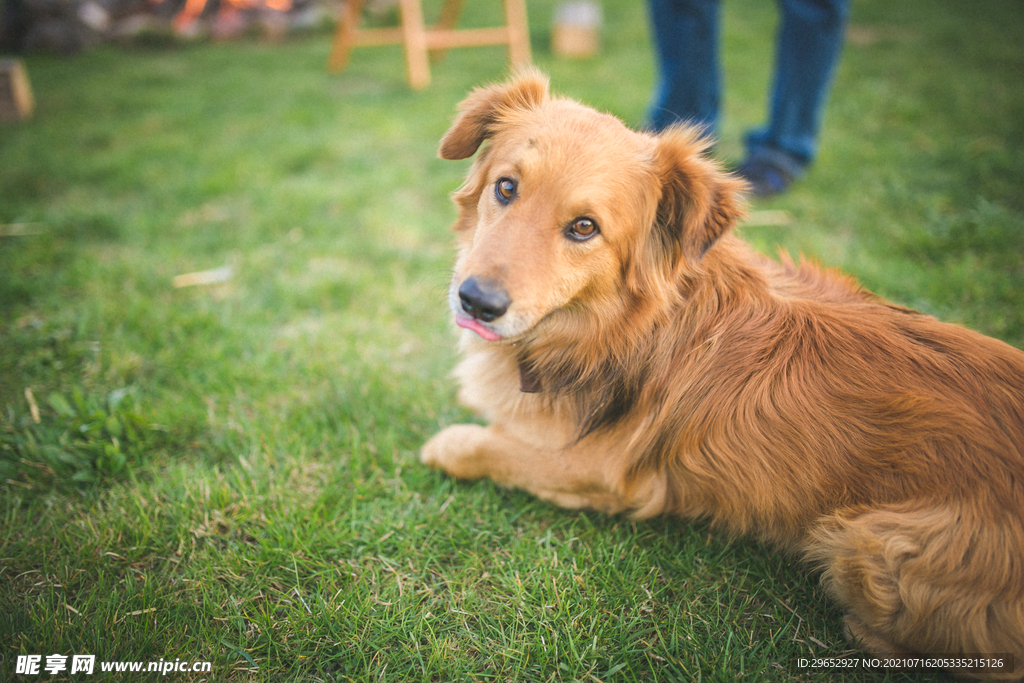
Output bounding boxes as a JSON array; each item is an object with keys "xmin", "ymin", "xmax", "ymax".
[{"xmin": 621, "ymin": 237, "xmax": 1024, "ymax": 527}]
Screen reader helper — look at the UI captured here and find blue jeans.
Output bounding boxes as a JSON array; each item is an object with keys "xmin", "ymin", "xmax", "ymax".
[{"xmin": 647, "ymin": 0, "xmax": 850, "ymax": 172}]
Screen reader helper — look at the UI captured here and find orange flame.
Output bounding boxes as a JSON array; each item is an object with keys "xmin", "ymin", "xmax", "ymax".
[{"xmin": 172, "ymin": 0, "xmax": 292, "ymax": 33}]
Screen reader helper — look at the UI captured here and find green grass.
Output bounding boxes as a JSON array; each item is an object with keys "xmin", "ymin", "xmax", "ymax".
[{"xmin": 2, "ymin": 0, "xmax": 1022, "ymax": 680}]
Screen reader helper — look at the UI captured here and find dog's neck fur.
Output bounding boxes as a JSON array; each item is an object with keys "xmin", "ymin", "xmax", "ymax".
[
  {"xmin": 513, "ymin": 236, "xmax": 769, "ymax": 438},
  {"xmin": 518, "ymin": 360, "xmax": 542, "ymax": 393}
]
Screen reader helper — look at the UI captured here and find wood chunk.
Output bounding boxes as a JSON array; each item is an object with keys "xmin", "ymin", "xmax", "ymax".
[{"xmin": 0, "ymin": 59, "xmax": 34, "ymax": 122}]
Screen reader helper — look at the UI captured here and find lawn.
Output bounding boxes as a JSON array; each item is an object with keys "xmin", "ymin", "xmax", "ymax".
[{"xmin": 2, "ymin": 0, "xmax": 1022, "ymax": 680}]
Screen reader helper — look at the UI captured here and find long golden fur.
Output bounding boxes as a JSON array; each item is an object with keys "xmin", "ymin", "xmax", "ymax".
[{"xmin": 421, "ymin": 71, "xmax": 1024, "ymax": 679}]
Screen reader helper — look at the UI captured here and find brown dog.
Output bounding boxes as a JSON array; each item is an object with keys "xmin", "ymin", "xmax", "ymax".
[{"xmin": 421, "ymin": 71, "xmax": 1024, "ymax": 679}]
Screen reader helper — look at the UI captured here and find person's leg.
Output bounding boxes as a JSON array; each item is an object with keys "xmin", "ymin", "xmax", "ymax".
[
  {"xmin": 646, "ymin": 0, "xmax": 722, "ymax": 135},
  {"xmin": 741, "ymin": 0, "xmax": 850, "ymax": 195}
]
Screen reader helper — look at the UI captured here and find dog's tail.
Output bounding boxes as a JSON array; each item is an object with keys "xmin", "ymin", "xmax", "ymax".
[{"xmin": 803, "ymin": 502, "xmax": 1024, "ymax": 680}]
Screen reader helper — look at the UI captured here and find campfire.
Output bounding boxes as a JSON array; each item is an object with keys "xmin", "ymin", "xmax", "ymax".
[
  {"xmin": 171, "ymin": 0, "xmax": 295, "ymax": 40},
  {"xmin": 0, "ymin": 0, "xmax": 335, "ymax": 54}
]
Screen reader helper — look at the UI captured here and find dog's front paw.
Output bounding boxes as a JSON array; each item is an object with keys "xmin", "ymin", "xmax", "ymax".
[{"xmin": 420, "ymin": 424, "xmax": 490, "ymax": 480}]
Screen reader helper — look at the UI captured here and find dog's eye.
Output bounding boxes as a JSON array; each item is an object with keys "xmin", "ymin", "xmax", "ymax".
[
  {"xmin": 568, "ymin": 217, "xmax": 599, "ymax": 241},
  {"xmin": 495, "ymin": 178, "xmax": 517, "ymax": 204}
]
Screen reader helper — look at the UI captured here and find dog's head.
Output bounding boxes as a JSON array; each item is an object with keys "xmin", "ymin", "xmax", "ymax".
[{"xmin": 440, "ymin": 70, "xmax": 746, "ymax": 344}]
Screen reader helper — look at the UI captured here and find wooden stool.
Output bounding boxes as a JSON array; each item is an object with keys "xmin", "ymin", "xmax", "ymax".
[{"xmin": 327, "ymin": 0, "xmax": 531, "ymax": 89}]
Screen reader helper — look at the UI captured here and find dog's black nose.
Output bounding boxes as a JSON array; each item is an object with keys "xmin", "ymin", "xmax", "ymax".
[{"xmin": 458, "ymin": 278, "xmax": 511, "ymax": 322}]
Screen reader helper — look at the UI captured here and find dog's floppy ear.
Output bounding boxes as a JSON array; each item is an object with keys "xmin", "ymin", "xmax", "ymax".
[
  {"xmin": 438, "ymin": 70, "xmax": 549, "ymax": 160},
  {"xmin": 652, "ymin": 126, "xmax": 747, "ymax": 265}
]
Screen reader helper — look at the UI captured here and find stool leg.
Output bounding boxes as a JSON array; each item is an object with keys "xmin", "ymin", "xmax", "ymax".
[
  {"xmin": 429, "ymin": 0, "xmax": 465, "ymax": 63},
  {"xmin": 504, "ymin": 0, "xmax": 532, "ymax": 66},
  {"xmin": 399, "ymin": 0, "xmax": 431, "ymax": 89},
  {"xmin": 327, "ymin": 0, "xmax": 366, "ymax": 72}
]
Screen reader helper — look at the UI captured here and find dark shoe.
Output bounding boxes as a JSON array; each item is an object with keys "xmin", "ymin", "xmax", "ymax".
[{"xmin": 735, "ymin": 158, "xmax": 795, "ymax": 198}]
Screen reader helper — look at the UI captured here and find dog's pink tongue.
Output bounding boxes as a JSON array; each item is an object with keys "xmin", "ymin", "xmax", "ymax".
[{"xmin": 456, "ymin": 314, "xmax": 502, "ymax": 341}]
